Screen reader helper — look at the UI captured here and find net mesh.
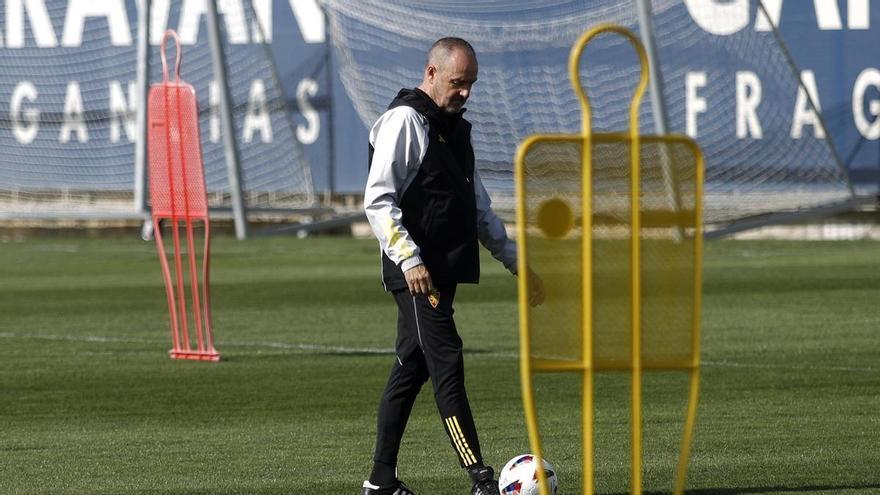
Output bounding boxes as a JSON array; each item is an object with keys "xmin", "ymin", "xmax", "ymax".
[
  {"xmin": 520, "ymin": 136, "xmax": 698, "ymax": 368},
  {"xmin": 0, "ymin": 0, "xmax": 314, "ymax": 219},
  {"xmin": 322, "ymin": 0, "xmax": 853, "ymax": 226},
  {"xmin": 147, "ymin": 83, "xmax": 209, "ymax": 219}
]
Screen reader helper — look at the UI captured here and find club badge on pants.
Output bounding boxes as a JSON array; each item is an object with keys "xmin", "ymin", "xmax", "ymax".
[{"xmin": 428, "ymin": 290, "xmax": 440, "ymax": 309}]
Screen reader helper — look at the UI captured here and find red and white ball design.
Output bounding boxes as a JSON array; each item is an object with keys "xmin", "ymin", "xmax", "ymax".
[{"xmin": 498, "ymin": 454, "xmax": 558, "ymax": 495}]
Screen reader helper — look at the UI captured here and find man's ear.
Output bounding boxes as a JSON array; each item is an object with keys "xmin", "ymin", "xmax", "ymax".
[{"xmin": 425, "ymin": 64, "xmax": 436, "ymax": 82}]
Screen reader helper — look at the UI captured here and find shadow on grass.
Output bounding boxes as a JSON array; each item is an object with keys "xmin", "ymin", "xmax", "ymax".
[
  {"xmin": 135, "ymin": 482, "xmax": 880, "ymax": 495},
  {"xmin": 606, "ymin": 483, "xmax": 880, "ymax": 495},
  {"xmin": 134, "ymin": 481, "xmax": 363, "ymax": 495}
]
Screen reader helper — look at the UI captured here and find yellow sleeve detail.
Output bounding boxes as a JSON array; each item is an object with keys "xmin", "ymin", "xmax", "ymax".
[{"xmin": 383, "ymin": 216, "xmax": 414, "ymax": 259}]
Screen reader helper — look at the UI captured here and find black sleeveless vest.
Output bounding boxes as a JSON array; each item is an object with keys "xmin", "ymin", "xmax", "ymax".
[{"xmin": 369, "ymin": 88, "xmax": 480, "ymax": 291}]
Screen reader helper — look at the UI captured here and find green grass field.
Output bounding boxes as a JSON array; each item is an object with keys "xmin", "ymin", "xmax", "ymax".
[{"xmin": 1, "ymin": 236, "xmax": 878, "ymax": 494}]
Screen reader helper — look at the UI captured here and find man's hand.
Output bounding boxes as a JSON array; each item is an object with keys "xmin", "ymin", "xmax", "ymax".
[
  {"xmin": 404, "ymin": 264, "xmax": 434, "ymax": 295},
  {"xmin": 526, "ymin": 267, "xmax": 546, "ymax": 307}
]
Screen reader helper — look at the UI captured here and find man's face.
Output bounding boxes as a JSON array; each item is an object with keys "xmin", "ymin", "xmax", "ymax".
[{"xmin": 426, "ymin": 49, "xmax": 478, "ymax": 114}]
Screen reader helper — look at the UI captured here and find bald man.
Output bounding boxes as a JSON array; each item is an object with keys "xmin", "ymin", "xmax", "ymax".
[{"xmin": 363, "ymin": 37, "xmax": 544, "ymax": 495}]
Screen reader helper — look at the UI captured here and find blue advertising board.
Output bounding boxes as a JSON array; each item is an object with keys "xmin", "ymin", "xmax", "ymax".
[
  {"xmin": 279, "ymin": 0, "xmax": 880, "ymax": 194},
  {"xmin": 0, "ymin": 1, "xmax": 877, "ymax": 199}
]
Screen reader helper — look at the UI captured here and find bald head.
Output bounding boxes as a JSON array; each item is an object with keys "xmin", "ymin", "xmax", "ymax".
[
  {"xmin": 426, "ymin": 37, "xmax": 477, "ymax": 70},
  {"xmin": 418, "ymin": 37, "xmax": 478, "ymax": 114}
]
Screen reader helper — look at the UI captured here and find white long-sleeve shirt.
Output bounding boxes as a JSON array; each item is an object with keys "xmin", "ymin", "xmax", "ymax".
[{"xmin": 363, "ymin": 105, "xmax": 517, "ymax": 276}]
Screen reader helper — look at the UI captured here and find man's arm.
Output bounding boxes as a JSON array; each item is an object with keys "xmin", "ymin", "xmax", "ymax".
[
  {"xmin": 473, "ymin": 168, "xmax": 545, "ymax": 305},
  {"xmin": 363, "ymin": 106, "xmax": 434, "ymax": 293},
  {"xmin": 473, "ymin": 167, "xmax": 517, "ymax": 273}
]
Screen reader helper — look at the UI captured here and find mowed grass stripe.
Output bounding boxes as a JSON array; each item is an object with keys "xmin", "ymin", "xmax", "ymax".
[{"xmin": 0, "ymin": 237, "xmax": 878, "ymax": 494}]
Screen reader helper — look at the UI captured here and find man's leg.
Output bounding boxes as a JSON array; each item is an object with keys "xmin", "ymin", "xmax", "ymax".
[
  {"xmin": 405, "ymin": 285, "xmax": 501, "ymax": 493},
  {"xmin": 402, "ymin": 285, "xmax": 486, "ymax": 469},
  {"xmin": 369, "ymin": 291, "xmax": 430, "ymax": 489}
]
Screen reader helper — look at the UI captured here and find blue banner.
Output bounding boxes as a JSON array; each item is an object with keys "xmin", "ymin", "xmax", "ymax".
[{"xmin": 0, "ymin": 1, "xmax": 877, "ymax": 198}]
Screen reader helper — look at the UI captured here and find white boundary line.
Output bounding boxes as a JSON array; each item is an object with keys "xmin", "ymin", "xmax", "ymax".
[
  {"xmin": 701, "ymin": 359, "xmax": 880, "ymax": 374},
  {"xmin": 0, "ymin": 332, "xmax": 877, "ymax": 373},
  {"xmin": 0, "ymin": 331, "xmax": 394, "ymax": 355}
]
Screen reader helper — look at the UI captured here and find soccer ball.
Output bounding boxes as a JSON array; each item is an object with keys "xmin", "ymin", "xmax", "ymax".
[{"xmin": 497, "ymin": 454, "xmax": 558, "ymax": 495}]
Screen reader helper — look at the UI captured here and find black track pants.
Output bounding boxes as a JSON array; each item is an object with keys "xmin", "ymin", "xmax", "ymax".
[{"xmin": 372, "ymin": 284, "xmax": 483, "ymax": 469}]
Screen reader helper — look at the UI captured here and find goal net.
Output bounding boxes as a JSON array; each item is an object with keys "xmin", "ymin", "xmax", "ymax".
[
  {"xmin": 0, "ymin": 0, "xmax": 315, "ymax": 220},
  {"xmin": 321, "ymin": 0, "xmax": 853, "ymax": 231}
]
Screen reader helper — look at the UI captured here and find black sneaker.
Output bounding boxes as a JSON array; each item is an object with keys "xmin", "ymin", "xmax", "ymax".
[
  {"xmin": 361, "ymin": 479, "xmax": 415, "ymax": 495},
  {"xmin": 468, "ymin": 465, "xmax": 500, "ymax": 495}
]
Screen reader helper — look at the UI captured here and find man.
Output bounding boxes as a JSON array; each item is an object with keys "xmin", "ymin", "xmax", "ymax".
[{"xmin": 363, "ymin": 37, "xmax": 544, "ymax": 495}]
